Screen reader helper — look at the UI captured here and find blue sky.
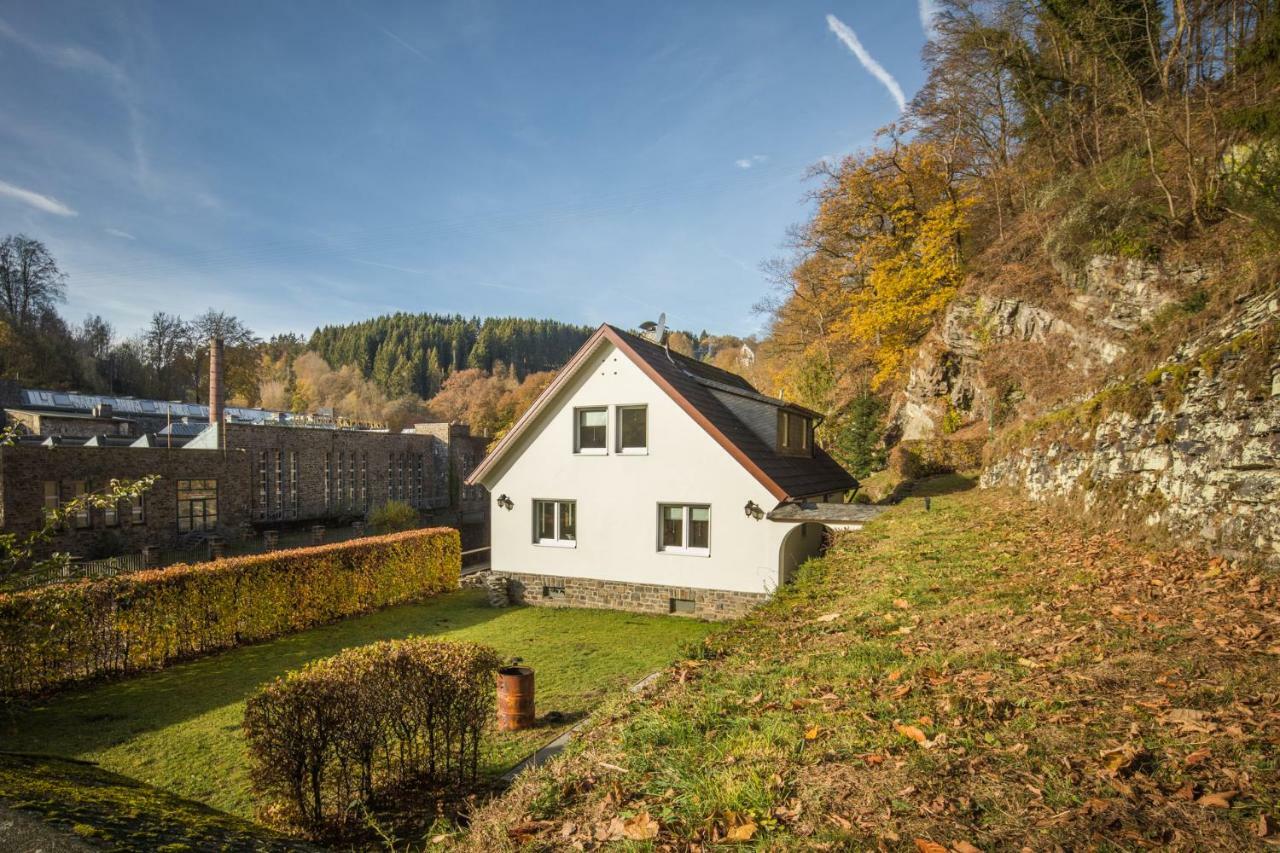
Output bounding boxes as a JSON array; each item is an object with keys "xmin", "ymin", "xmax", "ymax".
[{"xmin": 0, "ymin": 1, "xmax": 935, "ymax": 339}]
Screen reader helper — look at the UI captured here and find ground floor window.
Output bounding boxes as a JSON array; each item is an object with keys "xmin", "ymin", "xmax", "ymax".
[
  {"xmin": 533, "ymin": 499, "xmax": 576, "ymax": 546},
  {"xmin": 658, "ymin": 503, "xmax": 710, "ymax": 555},
  {"xmin": 177, "ymin": 479, "xmax": 218, "ymax": 533},
  {"xmin": 42, "ymin": 481, "xmax": 59, "ymax": 521},
  {"xmin": 125, "ymin": 494, "xmax": 145, "ymax": 525},
  {"xmin": 71, "ymin": 481, "xmax": 90, "ymax": 529}
]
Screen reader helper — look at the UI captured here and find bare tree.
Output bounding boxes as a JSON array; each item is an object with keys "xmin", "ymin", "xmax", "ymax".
[
  {"xmin": 0, "ymin": 235, "xmax": 66, "ymax": 326},
  {"xmin": 143, "ymin": 312, "xmax": 193, "ymax": 398}
]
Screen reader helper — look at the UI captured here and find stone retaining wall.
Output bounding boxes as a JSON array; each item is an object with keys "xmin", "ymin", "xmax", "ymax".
[{"xmin": 488, "ymin": 570, "xmax": 769, "ymax": 620}]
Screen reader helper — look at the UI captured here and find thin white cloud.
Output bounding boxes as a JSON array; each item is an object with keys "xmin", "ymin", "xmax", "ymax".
[
  {"xmin": 825, "ymin": 13, "xmax": 907, "ymax": 112},
  {"xmin": 734, "ymin": 154, "xmax": 769, "ymax": 170},
  {"xmin": 917, "ymin": 0, "xmax": 941, "ymax": 41},
  {"xmin": 105, "ymin": 228, "xmax": 136, "ymax": 240},
  {"xmin": 0, "ymin": 178, "xmax": 77, "ymax": 216},
  {"xmin": 0, "ymin": 16, "xmax": 150, "ymax": 188}
]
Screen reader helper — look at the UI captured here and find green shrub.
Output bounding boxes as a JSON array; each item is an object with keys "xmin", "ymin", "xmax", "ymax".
[
  {"xmin": 243, "ymin": 638, "xmax": 499, "ymax": 837},
  {"xmin": 367, "ymin": 500, "xmax": 419, "ymax": 535},
  {"xmin": 0, "ymin": 528, "xmax": 460, "ymax": 698}
]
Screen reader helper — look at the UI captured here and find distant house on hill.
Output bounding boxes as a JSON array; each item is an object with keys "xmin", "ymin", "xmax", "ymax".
[{"xmin": 467, "ymin": 324, "xmax": 874, "ymax": 619}]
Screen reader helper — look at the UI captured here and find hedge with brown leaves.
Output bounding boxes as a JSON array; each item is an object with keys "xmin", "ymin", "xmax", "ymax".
[
  {"xmin": 243, "ymin": 637, "xmax": 499, "ymax": 836},
  {"xmin": 0, "ymin": 527, "xmax": 459, "ymax": 698}
]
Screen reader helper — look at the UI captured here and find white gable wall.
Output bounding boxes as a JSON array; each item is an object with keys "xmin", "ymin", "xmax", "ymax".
[{"xmin": 483, "ymin": 341, "xmax": 794, "ymax": 595}]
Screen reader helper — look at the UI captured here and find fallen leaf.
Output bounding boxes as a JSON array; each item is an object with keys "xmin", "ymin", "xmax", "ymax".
[
  {"xmin": 895, "ymin": 723, "xmax": 928, "ymax": 744},
  {"xmin": 894, "ymin": 598, "xmax": 912, "ymax": 609},
  {"xmin": 1257, "ymin": 813, "xmax": 1274, "ymax": 838},
  {"xmin": 1184, "ymin": 748, "xmax": 1211, "ymax": 765},
  {"xmin": 623, "ymin": 811, "xmax": 659, "ymax": 840},
  {"xmin": 804, "ymin": 725, "xmax": 821, "ymax": 741},
  {"xmin": 815, "ymin": 612, "xmax": 841, "ymax": 623},
  {"xmin": 914, "ymin": 839, "xmax": 947, "ymax": 853},
  {"xmin": 725, "ymin": 820, "xmax": 758, "ymax": 841},
  {"xmin": 745, "ymin": 691, "xmax": 764, "ymax": 705},
  {"xmin": 1197, "ymin": 790, "xmax": 1238, "ymax": 809},
  {"xmin": 951, "ymin": 842, "xmax": 983, "ymax": 853}
]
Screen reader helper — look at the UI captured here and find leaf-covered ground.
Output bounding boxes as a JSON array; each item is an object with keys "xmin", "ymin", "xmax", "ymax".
[{"xmin": 462, "ymin": 476, "xmax": 1280, "ymax": 851}]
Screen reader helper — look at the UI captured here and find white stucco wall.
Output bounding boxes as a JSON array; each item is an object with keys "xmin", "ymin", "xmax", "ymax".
[{"xmin": 479, "ymin": 341, "xmax": 799, "ymax": 595}]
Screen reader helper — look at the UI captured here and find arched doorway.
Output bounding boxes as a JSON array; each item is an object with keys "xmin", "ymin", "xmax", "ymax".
[{"xmin": 778, "ymin": 522, "xmax": 831, "ymax": 587}]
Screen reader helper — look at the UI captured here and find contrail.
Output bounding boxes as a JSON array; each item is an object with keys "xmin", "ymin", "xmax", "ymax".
[{"xmin": 825, "ymin": 13, "xmax": 907, "ymax": 112}]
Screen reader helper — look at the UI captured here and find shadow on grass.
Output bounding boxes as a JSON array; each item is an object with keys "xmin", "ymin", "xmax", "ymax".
[
  {"xmin": 2, "ymin": 589, "xmax": 509, "ymax": 755},
  {"xmin": 884, "ymin": 472, "xmax": 978, "ymax": 504}
]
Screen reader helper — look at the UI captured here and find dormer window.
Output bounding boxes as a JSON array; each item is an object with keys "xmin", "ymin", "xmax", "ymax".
[
  {"xmin": 778, "ymin": 410, "xmax": 812, "ymax": 457},
  {"xmin": 574, "ymin": 407, "xmax": 607, "ymax": 454}
]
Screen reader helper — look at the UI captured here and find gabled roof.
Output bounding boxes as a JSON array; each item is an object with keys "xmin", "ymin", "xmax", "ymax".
[{"xmin": 466, "ymin": 324, "xmax": 858, "ymax": 501}]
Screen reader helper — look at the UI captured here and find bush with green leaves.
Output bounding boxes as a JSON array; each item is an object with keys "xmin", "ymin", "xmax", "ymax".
[
  {"xmin": 366, "ymin": 500, "xmax": 419, "ymax": 535},
  {"xmin": 243, "ymin": 638, "xmax": 500, "ymax": 837}
]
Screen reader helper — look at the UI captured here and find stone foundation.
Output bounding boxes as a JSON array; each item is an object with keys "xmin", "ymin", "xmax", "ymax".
[{"xmin": 488, "ymin": 570, "xmax": 769, "ymax": 620}]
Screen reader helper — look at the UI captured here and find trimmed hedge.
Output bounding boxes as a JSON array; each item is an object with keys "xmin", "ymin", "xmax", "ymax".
[
  {"xmin": 0, "ymin": 528, "xmax": 460, "ymax": 698},
  {"xmin": 243, "ymin": 638, "xmax": 499, "ymax": 836}
]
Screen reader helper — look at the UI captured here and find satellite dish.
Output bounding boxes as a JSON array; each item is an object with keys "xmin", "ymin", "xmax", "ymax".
[{"xmin": 638, "ymin": 312, "xmax": 667, "ymax": 344}]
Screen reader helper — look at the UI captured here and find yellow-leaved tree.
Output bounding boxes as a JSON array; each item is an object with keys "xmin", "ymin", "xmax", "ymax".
[{"xmin": 798, "ymin": 139, "xmax": 969, "ymax": 389}]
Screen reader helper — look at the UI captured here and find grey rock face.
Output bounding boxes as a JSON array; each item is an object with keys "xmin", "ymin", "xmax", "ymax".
[{"xmin": 982, "ymin": 291, "xmax": 1279, "ymax": 564}]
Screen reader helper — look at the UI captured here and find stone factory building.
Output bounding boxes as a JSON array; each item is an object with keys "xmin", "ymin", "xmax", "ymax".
[{"xmin": 0, "ymin": 342, "xmax": 489, "ymax": 561}]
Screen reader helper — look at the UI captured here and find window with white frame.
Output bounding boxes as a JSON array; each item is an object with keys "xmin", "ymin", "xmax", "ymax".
[
  {"xmin": 533, "ymin": 499, "xmax": 576, "ymax": 546},
  {"xmin": 616, "ymin": 405, "xmax": 647, "ymax": 453},
  {"xmin": 658, "ymin": 504, "xmax": 710, "ymax": 555},
  {"xmin": 574, "ymin": 407, "xmax": 607, "ymax": 454}
]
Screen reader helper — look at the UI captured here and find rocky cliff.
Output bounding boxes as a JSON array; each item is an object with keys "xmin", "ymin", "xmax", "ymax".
[
  {"xmin": 981, "ymin": 290, "xmax": 1277, "ymax": 562},
  {"xmin": 890, "ymin": 255, "xmax": 1279, "ymax": 564}
]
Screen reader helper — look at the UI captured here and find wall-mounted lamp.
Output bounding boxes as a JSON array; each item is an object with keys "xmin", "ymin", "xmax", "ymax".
[
  {"xmin": 496, "ymin": 494, "xmax": 514, "ymax": 511},
  {"xmin": 743, "ymin": 500, "xmax": 764, "ymax": 520}
]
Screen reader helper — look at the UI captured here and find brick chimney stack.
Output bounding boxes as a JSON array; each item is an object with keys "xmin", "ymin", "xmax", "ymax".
[{"xmin": 209, "ymin": 336, "xmax": 224, "ymax": 429}]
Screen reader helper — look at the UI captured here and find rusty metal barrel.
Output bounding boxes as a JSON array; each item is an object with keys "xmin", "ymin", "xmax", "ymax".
[{"xmin": 496, "ymin": 665, "xmax": 535, "ymax": 731}]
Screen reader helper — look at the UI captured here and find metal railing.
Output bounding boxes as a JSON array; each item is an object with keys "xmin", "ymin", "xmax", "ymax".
[{"xmin": 7, "ymin": 552, "xmax": 146, "ymax": 590}]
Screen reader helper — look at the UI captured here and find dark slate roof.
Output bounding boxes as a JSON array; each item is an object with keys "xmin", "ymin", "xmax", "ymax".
[{"xmin": 608, "ymin": 326, "xmax": 858, "ymax": 500}]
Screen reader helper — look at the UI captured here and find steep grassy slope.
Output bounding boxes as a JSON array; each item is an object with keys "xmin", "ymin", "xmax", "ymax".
[{"xmin": 463, "ymin": 477, "xmax": 1279, "ymax": 850}]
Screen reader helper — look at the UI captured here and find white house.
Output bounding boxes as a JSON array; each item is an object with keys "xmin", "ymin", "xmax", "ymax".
[{"xmin": 466, "ymin": 324, "xmax": 877, "ymax": 619}]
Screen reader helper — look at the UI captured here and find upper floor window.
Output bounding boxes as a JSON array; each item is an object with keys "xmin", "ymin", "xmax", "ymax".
[
  {"xmin": 533, "ymin": 499, "xmax": 576, "ymax": 547},
  {"xmin": 659, "ymin": 504, "xmax": 710, "ymax": 556},
  {"xmin": 778, "ymin": 411, "xmax": 812, "ymax": 457},
  {"xmin": 616, "ymin": 405, "xmax": 647, "ymax": 454},
  {"xmin": 574, "ymin": 407, "xmax": 607, "ymax": 454}
]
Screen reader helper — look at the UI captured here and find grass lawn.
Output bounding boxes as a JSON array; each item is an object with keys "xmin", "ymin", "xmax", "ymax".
[
  {"xmin": 467, "ymin": 476, "xmax": 1279, "ymax": 850},
  {"xmin": 2, "ymin": 589, "xmax": 713, "ymax": 820}
]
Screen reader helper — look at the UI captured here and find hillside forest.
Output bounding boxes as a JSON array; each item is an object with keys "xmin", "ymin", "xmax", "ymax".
[{"xmin": 2, "ymin": 0, "xmax": 1277, "ymax": 468}]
